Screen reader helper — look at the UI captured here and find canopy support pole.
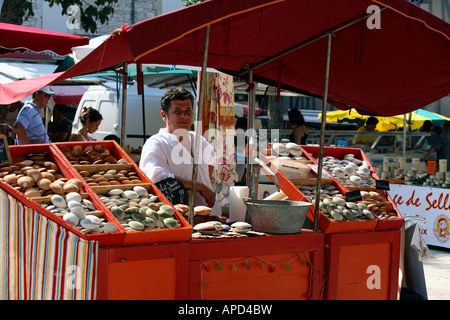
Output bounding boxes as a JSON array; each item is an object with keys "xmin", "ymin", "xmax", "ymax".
[
  {"xmin": 120, "ymin": 62, "xmax": 128, "ymax": 147},
  {"xmin": 314, "ymin": 33, "xmax": 332, "ymax": 232},
  {"xmin": 141, "ymin": 70, "xmax": 147, "ymax": 146},
  {"xmin": 189, "ymin": 25, "xmax": 210, "ymax": 227},
  {"xmin": 403, "ymin": 115, "xmax": 407, "ymax": 157},
  {"xmin": 246, "ymin": 69, "xmax": 256, "ymax": 185}
]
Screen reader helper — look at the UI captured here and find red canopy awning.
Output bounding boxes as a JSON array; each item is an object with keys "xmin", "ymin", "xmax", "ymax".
[
  {"xmin": 0, "ymin": 22, "xmax": 89, "ymax": 56},
  {"xmin": 0, "ymin": 0, "xmax": 282, "ymax": 104},
  {"xmin": 1, "ymin": 0, "xmax": 449, "ymax": 116}
]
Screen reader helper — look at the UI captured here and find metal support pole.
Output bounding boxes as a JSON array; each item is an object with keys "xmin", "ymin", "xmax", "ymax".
[
  {"xmin": 141, "ymin": 70, "xmax": 147, "ymax": 145},
  {"xmin": 246, "ymin": 69, "xmax": 256, "ymax": 186},
  {"xmin": 189, "ymin": 25, "xmax": 210, "ymax": 227},
  {"xmin": 403, "ymin": 114, "xmax": 407, "ymax": 157},
  {"xmin": 120, "ymin": 62, "xmax": 128, "ymax": 147},
  {"xmin": 313, "ymin": 33, "xmax": 332, "ymax": 232}
]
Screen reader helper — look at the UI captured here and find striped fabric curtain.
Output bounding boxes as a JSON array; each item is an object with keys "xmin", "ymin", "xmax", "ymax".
[{"xmin": 0, "ymin": 189, "xmax": 98, "ymax": 300}]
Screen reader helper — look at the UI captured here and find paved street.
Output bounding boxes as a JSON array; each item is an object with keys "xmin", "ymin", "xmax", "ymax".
[{"xmin": 423, "ymin": 246, "xmax": 450, "ymax": 300}]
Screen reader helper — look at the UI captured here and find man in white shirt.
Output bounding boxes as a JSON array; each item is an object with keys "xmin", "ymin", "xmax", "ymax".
[{"xmin": 139, "ymin": 87, "xmax": 221, "ymax": 216}]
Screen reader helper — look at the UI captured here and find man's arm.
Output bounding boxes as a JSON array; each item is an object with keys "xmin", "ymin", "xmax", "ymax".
[
  {"xmin": 175, "ymin": 176, "xmax": 216, "ymax": 207},
  {"xmin": 423, "ymin": 146, "xmax": 436, "ymax": 162},
  {"xmin": 14, "ymin": 123, "xmax": 30, "ymax": 144}
]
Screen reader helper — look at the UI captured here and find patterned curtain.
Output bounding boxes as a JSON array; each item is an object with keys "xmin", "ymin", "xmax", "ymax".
[
  {"xmin": 202, "ymin": 72, "xmax": 238, "ymax": 212},
  {"xmin": 0, "ymin": 189, "xmax": 98, "ymax": 300}
]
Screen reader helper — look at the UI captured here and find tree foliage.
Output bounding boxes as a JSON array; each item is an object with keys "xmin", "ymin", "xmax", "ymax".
[
  {"xmin": 181, "ymin": 0, "xmax": 206, "ymax": 7},
  {"xmin": 0, "ymin": 0, "xmax": 119, "ymax": 33}
]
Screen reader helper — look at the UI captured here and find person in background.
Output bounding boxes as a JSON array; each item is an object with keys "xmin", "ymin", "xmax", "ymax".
[
  {"xmin": 0, "ymin": 100, "xmax": 23, "ymax": 144},
  {"xmin": 441, "ymin": 121, "xmax": 450, "ymax": 166},
  {"xmin": 69, "ymin": 107, "xmax": 103, "ymax": 141},
  {"xmin": 104, "ymin": 134, "xmax": 120, "ymax": 144},
  {"xmin": 139, "ymin": 87, "xmax": 221, "ymax": 215},
  {"xmin": 353, "ymin": 116, "xmax": 379, "ymax": 146},
  {"xmin": 423, "ymin": 120, "xmax": 446, "ymax": 163},
  {"xmin": 14, "ymin": 86, "xmax": 54, "ymax": 145},
  {"xmin": 47, "ymin": 103, "xmax": 73, "ymax": 142},
  {"xmin": 287, "ymin": 108, "xmax": 308, "ymax": 145}
]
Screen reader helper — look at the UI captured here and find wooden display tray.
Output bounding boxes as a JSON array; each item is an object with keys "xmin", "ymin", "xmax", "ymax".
[
  {"xmin": 30, "ymin": 192, "xmax": 106, "ymax": 218},
  {"xmin": 290, "ymin": 178, "xmax": 334, "ymax": 186},
  {"xmin": 90, "ymin": 183, "xmax": 153, "ymax": 195},
  {"xmin": 52, "ymin": 140, "xmax": 136, "ymax": 165},
  {"xmin": 31, "ymin": 192, "xmax": 89, "ymax": 204},
  {"xmin": 72, "ymin": 163, "xmax": 136, "ymax": 172},
  {"xmin": 52, "ymin": 142, "xmax": 194, "ymax": 246},
  {"xmin": 346, "ymin": 186, "xmax": 377, "ymax": 192},
  {"xmin": 91, "ymin": 183, "xmax": 193, "ymax": 246},
  {"xmin": 259, "ymin": 153, "xmax": 378, "ymax": 234},
  {"xmin": 7, "ymin": 144, "xmax": 125, "ymax": 246},
  {"xmin": 72, "ymin": 163, "xmax": 149, "ymax": 193},
  {"xmin": 386, "ymin": 179, "xmax": 405, "ymax": 184},
  {"xmin": 375, "ymin": 192, "xmax": 403, "ymax": 231},
  {"xmin": 307, "ymin": 180, "xmax": 378, "ymax": 234},
  {"xmin": 300, "ymin": 145, "xmax": 404, "ymax": 231}
]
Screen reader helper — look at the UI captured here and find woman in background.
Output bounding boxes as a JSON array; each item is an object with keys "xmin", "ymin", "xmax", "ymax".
[
  {"xmin": 69, "ymin": 107, "xmax": 103, "ymax": 141},
  {"xmin": 288, "ymin": 108, "xmax": 308, "ymax": 145}
]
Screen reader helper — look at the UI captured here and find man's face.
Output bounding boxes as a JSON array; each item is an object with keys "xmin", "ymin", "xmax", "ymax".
[
  {"xmin": 162, "ymin": 99, "xmax": 193, "ymax": 133},
  {"xmin": 366, "ymin": 123, "xmax": 377, "ymax": 131},
  {"xmin": 34, "ymin": 91, "xmax": 51, "ymax": 109}
]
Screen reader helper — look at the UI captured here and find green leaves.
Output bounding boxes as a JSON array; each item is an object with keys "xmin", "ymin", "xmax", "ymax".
[{"xmin": 182, "ymin": 0, "xmax": 206, "ymax": 7}]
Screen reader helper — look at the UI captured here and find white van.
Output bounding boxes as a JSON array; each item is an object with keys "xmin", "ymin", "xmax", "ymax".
[{"xmin": 73, "ymin": 83, "xmax": 167, "ymax": 149}]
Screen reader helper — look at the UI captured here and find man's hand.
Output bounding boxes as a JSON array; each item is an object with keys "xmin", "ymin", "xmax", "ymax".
[
  {"xmin": 176, "ymin": 176, "xmax": 216, "ymax": 207},
  {"xmin": 197, "ymin": 183, "xmax": 216, "ymax": 207}
]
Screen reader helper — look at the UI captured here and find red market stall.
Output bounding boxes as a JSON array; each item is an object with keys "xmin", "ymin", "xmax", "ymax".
[
  {"xmin": 1, "ymin": 139, "xmax": 400, "ymax": 300},
  {"xmin": 0, "ymin": 140, "xmax": 327, "ymax": 300},
  {"xmin": 1, "ymin": 0, "xmax": 449, "ymax": 301}
]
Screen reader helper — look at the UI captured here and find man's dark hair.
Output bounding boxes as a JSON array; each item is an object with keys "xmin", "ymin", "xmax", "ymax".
[
  {"xmin": 421, "ymin": 120, "xmax": 433, "ymax": 132},
  {"xmin": 54, "ymin": 103, "xmax": 67, "ymax": 113},
  {"xmin": 161, "ymin": 87, "xmax": 194, "ymax": 113},
  {"xmin": 104, "ymin": 134, "xmax": 120, "ymax": 144},
  {"xmin": 366, "ymin": 116, "xmax": 379, "ymax": 126}
]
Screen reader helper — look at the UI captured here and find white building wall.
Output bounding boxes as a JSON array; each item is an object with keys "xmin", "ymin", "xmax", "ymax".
[
  {"xmin": 19, "ymin": 0, "xmax": 175, "ymax": 37},
  {"xmin": 418, "ymin": 0, "xmax": 450, "ymax": 22}
]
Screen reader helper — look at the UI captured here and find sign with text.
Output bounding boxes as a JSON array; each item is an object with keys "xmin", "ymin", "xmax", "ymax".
[
  {"xmin": 388, "ymin": 184, "xmax": 450, "ymax": 248},
  {"xmin": 376, "ymin": 180, "xmax": 390, "ymax": 191},
  {"xmin": 426, "ymin": 160, "xmax": 437, "ymax": 175},
  {"xmin": 154, "ymin": 178, "xmax": 189, "ymax": 205},
  {"xmin": 345, "ymin": 190, "xmax": 362, "ymax": 202}
]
